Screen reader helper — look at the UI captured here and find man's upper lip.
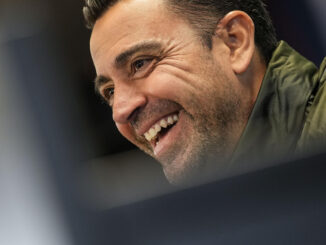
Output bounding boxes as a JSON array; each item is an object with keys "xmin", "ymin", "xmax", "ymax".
[{"xmin": 134, "ymin": 110, "xmax": 180, "ymax": 137}]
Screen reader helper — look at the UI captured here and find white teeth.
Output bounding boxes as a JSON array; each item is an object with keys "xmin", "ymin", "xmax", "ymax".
[
  {"xmin": 144, "ymin": 132, "xmax": 151, "ymax": 141},
  {"xmin": 149, "ymin": 128, "xmax": 156, "ymax": 138},
  {"xmin": 167, "ymin": 116, "xmax": 173, "ymax": 124},
  {"xmin": 143, "ymin": 113, "xmax": 179, "ymax": 142},
  {"xmin": 160, "ymin": 119, "xmax": 168, "ymax": 128},
  {"xmin": 154, "ymin": 124, "xmax": 161, "ymax": 133}
]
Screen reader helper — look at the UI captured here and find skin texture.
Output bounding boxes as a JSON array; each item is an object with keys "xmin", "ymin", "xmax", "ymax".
[{"xmin": 90, "ymin": 0, "xmax": 265, "ymax": 185}]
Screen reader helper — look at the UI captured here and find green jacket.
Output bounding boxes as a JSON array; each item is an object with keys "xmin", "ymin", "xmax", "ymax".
[{"xmin": 230, "ymin": 41, "xmax": 326, "ymax": 171}]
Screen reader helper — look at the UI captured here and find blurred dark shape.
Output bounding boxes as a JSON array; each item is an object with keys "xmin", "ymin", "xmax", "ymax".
[
  {"xmin": 79, "ymin": 150, "xmax": 175, "ymax": 210},
  {"xmin": 90, "ymin": 153, "xmax": 326, "ymax": 245},
  {"xmin": 268, "ymin": 0, "xmax": 325, "ymax": 65}
]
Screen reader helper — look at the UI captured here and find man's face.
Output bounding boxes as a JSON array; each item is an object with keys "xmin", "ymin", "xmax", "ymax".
[{"xmin": 90, "ymin": 0, "xmax": 251, "ymax": 184}]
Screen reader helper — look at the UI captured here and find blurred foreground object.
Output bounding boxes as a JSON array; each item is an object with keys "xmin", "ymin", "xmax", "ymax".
[
  {"xmin": 0, "ymin": 0, "xmax": 74, "ymax": 244},
  {"xmin": 89, "ymin": 153, "xmax": 326, "ymax": 245},
  {"xmin": 0, "ymin": 35, "xmax": 72, "ymax": 245}
]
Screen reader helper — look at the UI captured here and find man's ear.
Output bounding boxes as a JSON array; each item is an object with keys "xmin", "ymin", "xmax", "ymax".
[{"xmin": 215, "ymin": 11, "xmax": 255, "ymax": 74}]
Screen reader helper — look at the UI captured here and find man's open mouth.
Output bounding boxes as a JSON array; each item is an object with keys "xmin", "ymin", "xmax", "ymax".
[{"xmin": 143, "ymin": 113, "xmax": 179, "ymax": 146}]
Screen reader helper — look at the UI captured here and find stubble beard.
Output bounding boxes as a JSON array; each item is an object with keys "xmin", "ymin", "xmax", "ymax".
[{"xmin": 162, "ymin": 81, "xmax": 248, "ymax": 186}]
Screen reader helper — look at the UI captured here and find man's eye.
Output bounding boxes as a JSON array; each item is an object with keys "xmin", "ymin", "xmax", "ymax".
[
  {"xmin": 103, "ymin": 87, "xmax": 114, "ymax": 106},
  {"xmin": 132, "ymin": 58, "xmax": 152, "ymax": 73},
  {"xmin": 104, "ymin": 87, "xmax": 114, "ymax": 96}
]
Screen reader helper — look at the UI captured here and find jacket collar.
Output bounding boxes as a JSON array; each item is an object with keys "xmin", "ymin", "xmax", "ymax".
[{"xmin": 229, "ymin": 41, "xmax": 319, "ymax": 173}]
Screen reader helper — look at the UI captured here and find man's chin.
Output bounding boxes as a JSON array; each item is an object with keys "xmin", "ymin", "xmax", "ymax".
[
  {"xmin": 161, "ymin": 156, "xmax": 210, "ymax": 187},
  {"xmin": 162, "ymin": 164, "xmax": 198, "ymax": 186},
  {"xmin": 161, "ymin": 152, "xmax": 231, "ymax": 187}
]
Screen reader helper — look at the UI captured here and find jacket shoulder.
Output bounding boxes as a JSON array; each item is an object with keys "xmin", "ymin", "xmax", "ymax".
[{"xmin": 297, "ymin": 57, "xmax": 326, "ymax": 154}]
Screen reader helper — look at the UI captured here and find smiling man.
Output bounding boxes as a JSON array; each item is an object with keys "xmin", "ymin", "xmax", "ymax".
[{"xmin": 83, "ymin": 0, "xmax": 326, "ymax": 185}]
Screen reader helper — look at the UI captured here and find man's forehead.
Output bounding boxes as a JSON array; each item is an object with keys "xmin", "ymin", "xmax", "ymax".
[
  {"xmin": 92, "ymin": 0, "xmax": 167, "ymax": 31},
  {"xmin": 90, "ymin": 0, "xmax": 167, "ymax": 56}
]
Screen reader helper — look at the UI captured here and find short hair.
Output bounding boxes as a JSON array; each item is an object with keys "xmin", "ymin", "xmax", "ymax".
[{"xmin": 83, "ymin": 0, "xmax": 277, "ymax": 63}]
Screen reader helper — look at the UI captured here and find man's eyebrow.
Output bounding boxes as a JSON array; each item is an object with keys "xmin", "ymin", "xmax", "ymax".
[
  {"xmin": 94, "ymin": 75, "xmax": 110, "ymax": 93},
  {"xmin": 115, "ymin": 41, "xmax": 162, "ymax": 68}
]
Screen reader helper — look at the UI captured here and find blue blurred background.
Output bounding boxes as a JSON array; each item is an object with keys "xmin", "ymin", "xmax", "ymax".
[{"xmin": 0, "ymin": 0, "xmax": 325, "ymax": 244}]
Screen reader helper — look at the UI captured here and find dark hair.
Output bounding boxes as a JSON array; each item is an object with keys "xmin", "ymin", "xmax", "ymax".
[
  {"xmin": 83, "ymin": 0, "xmax": 277, "ymax": 63},
  {"xmin": 83, "ymin": 0, "xmax": 117, "ymax": 29}
]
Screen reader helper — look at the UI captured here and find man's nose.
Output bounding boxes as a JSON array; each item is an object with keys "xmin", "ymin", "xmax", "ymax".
[{"xmin": 112, "ymin": 85, "xmax": 146, "ymax": 124}]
